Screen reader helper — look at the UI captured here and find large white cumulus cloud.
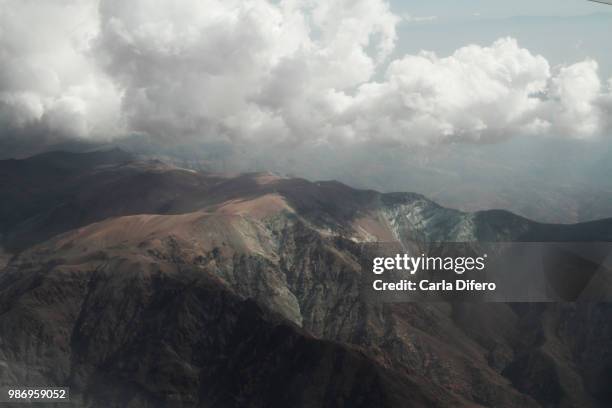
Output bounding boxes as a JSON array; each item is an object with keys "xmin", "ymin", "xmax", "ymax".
[
  {"xmin": 93, "ymin": 0, "xmax": 400, "ymax": 143},
  {"xmin": 1, "ymin": 0, "xmax": 611, "ymax": 150},
  {"xmin": 0, "ymin": 0, "xmax": 122, "ymax": 142},
  {"xmin": 346, "ymin": 38, "xmax": 553, "ymax": 144}
]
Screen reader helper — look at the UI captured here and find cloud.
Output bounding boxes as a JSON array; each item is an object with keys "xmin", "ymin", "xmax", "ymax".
[
  {"xmin": 546, "ymin": 60, "xmax": 602, "ymax": 137},
  {"xmin": 93, "ymin": 0, "xmax": 400, "ymax": 144},
  {"xmin": 343, "ymin": 38, "xmax": 553, "ymax": 145},
  {"xmin": 0, "ymin": 0, "xmax": 611, "ymax": 155},
  {"xmin": 0, "ymin": 0, "xmax": 123, "ymax": 147}
]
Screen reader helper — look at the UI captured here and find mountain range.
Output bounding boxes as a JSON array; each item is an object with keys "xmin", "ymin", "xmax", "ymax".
[{"xmin": 0, "ymin": 150, "xmax": 610, "ymax": 407}]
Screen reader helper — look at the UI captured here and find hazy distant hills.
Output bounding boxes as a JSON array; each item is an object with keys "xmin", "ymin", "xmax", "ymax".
[
  {"xmin": 2, "ymin": 149, "xmax": 611, "ymax": 251},
  {"xmin": 0, "ymin": 150, "xmax": 611, "ymax": 407}
]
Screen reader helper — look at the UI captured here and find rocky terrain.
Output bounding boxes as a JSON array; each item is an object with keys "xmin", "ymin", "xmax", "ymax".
[{"xmin": 0, "ymin": 150, "xmax": 610, "ymax": 407}]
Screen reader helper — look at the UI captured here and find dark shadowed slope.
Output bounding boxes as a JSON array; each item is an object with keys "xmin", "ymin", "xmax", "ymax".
[{"xmin": 0, "ymin": 256, "xmax": 460, "ymax": 408}]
